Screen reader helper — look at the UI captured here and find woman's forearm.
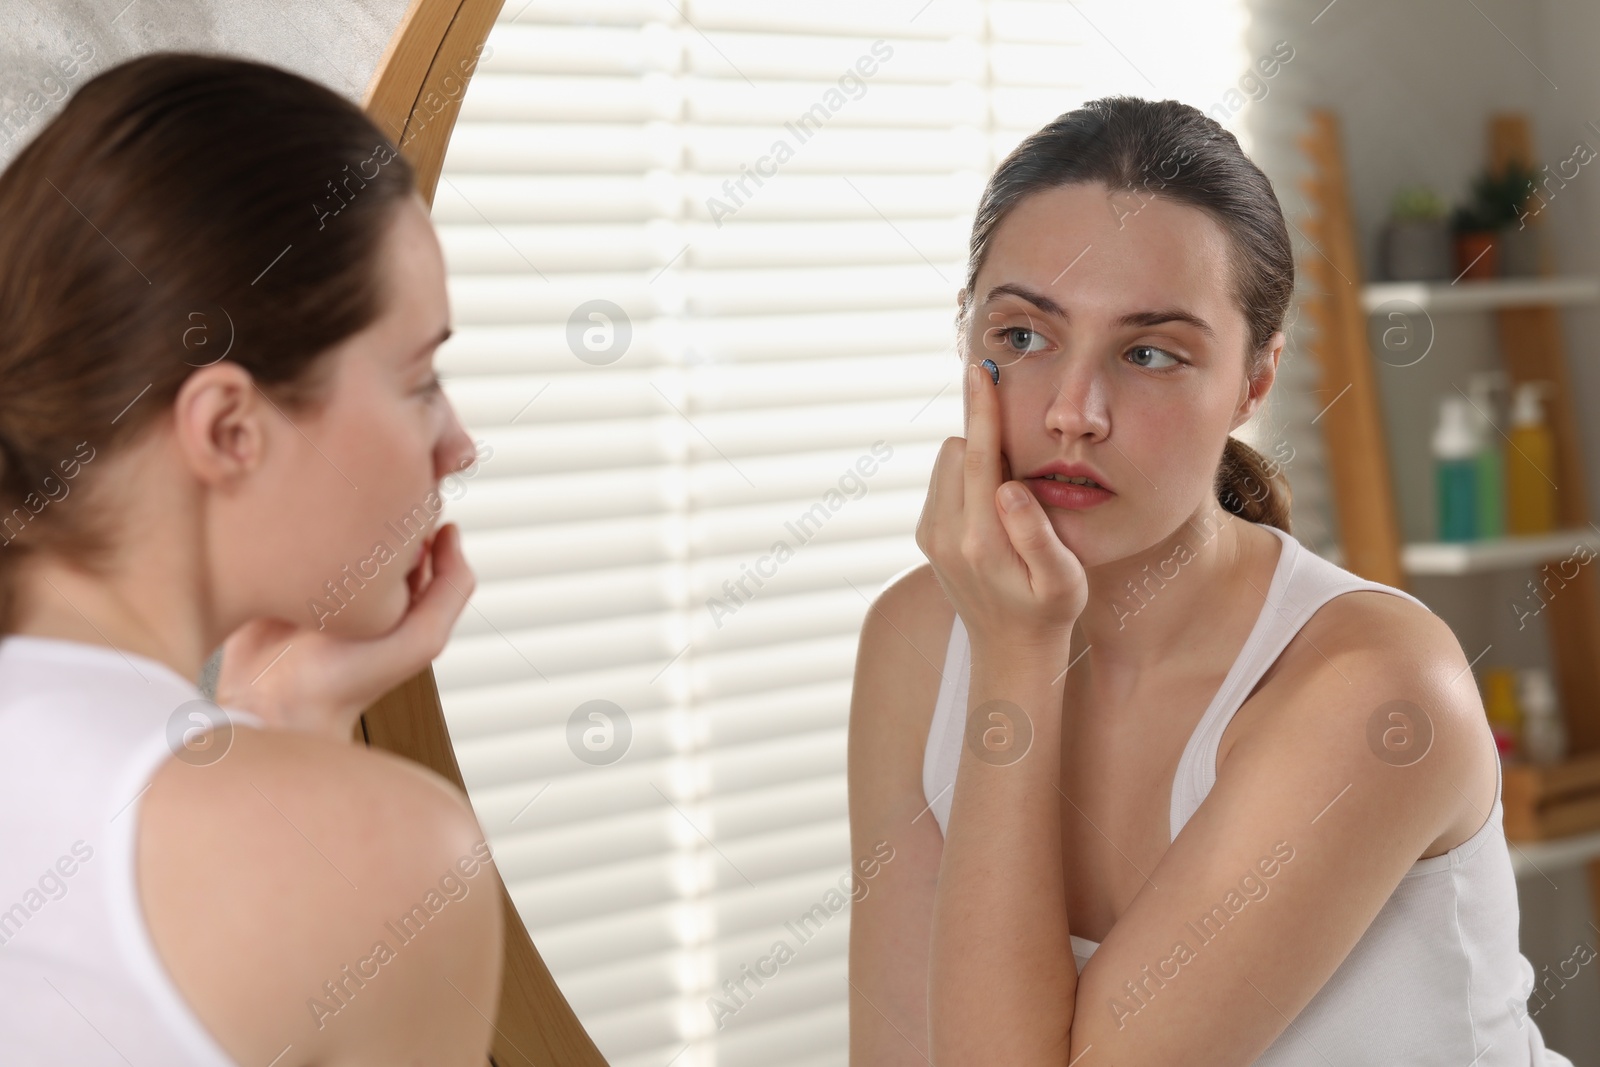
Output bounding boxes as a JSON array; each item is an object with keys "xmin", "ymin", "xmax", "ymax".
[{"xmin": 928, "ymin": 645, "xmax": 1077, "ymax": 1063}]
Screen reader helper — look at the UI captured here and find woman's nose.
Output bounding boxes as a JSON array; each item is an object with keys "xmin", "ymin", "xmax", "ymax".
[
  {"xmin": 1044, "ymin": 360, "xmax": 1110, "ymax": 440},
  {"xmin": 436, "ymin": 405, "xmax": 478, "ymax": 479}
]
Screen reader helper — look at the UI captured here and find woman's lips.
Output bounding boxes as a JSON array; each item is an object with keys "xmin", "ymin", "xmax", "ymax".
[{"xmin": 1024, "ymin": 477, "xmax": 1114, "ymax": 509}]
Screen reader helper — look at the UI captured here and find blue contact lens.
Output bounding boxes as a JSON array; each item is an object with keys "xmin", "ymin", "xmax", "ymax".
[{"xmin": 979, "ymin": 358, "xmax": 999, "ymax": 385}]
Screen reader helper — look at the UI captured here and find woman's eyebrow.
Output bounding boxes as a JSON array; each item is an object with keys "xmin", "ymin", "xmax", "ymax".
[
  {"xmin": 407, "ymin": 325, "xmax": 453, "ymax": 362},
  {"xmin": 1119, "ymin": 307, "xmax": 1217, "ymax": 341},
  {"xmin": 981, "ymin": 282, "xmax": 1216, "ymax": 341}
]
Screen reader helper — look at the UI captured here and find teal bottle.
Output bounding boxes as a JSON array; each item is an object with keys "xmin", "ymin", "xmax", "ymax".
[
  {"xmin": 1433, "ymin": 396, "xmax": 1478, "ymax": 542},
  {"xmin": 1475, "ymin": 444, "xmax": 1503, "ymax": 538},
  {"xmin": 1437, "ymin": 459, "xmax": 1478, "ymax": 542},
  {"xmin": 1467, "ymin": 374, "xmax": 1504, "ymax": 538}
]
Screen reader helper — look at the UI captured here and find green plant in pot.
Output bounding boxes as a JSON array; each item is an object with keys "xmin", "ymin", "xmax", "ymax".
[
  {"xmin": 1380, "ymin": 185, "xmax": 1450, "ymax": 281},
  {"xmin": 1485, "ymin": 160, "xmax": 1541, "ymax": 276},
  {"xmin": 1451, "ymin": 162, "xmax": 1540, "ymax": 279}
]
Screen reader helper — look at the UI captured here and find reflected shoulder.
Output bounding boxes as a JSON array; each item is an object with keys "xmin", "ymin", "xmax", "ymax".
[{"xmin": 138, "ymin": 724, "xmax": 497, "ymax": 1067}]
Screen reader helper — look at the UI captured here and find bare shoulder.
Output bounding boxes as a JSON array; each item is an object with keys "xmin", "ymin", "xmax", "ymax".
[
  {"xmin": 849, "ymin": 560, "xmax": 958, "ymax": 762},
  {"xmin": 847, "ymin": 559, "xmax": 954, "ymax": 855},
  {"xmin": 1247, "ymin": 586, "xmax": 1475, "ymax": 726},
  {"xmin": 1241, "ymin": 587, "xmax": 1498, "ymax": 855},
  {"xmin": 1305, "ymin": 586, "xmax": 1462, "ymax": 662},
  {"xmin": 857, "ymin": 563, "xmax": 953, "ymax": 697},
  {"xmin": 871, "ymin": 559, "xmax": 954, "ymax": 642},
  {"xmin": 138, "ymin": 723, "xmax": 503, "ymax": 1067}
]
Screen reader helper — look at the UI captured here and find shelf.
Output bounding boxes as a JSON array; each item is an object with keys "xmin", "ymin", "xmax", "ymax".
[
  {"xmin": 1361, "ymin": 275, "xmax": 1600, "ymax": 314},
  {"xmin": 1510, "ymin": 826, "xmax": 1600, "ymax": 879},
  {"xmin": 1403, "ymin": 528, "xmax": 1600, "ymax": 575},
  {"xmin": 1504, "ymin": 750, "xmax": 1600, "ymax": 853},
  {"xmin": 1322, "ymin": 527, "xmax": 1600, "ymax": 575}
]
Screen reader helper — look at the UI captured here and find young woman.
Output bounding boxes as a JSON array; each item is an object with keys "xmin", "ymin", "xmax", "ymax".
[
  {"xmin": 848, "ymin": 97, "xmax": 1573, "ymax": 1066},
  {"xmin": 0, "ymin": 55, "xmax": 503, "ymax": 1065}
]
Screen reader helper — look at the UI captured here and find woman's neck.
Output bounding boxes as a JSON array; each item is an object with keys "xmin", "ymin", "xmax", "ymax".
[
  {"xmin": 6, "ymin": 551, "xmax": 214, "ymax": 683},
  {"xmin": 1073, "ymin": 504, "xmax": 1273, "ymax": 675},
  {"xmin": 3, "ymin": 442, "xmax": 218, "ymax": 684}
]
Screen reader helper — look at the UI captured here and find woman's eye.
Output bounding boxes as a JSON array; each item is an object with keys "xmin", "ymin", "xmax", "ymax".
[
  {"xmin": 996, "ymin": 326, "xmax": 1049, "ymax": 355},
  {"xmin": 417, "ymin": 372, "xmax": 445, "ymax": 397},
  {"xmin": 1127, "ymin": 344, "xmax": 1181, "ymax": 370}
]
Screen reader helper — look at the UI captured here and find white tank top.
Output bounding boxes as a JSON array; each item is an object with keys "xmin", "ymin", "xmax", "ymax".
[
  {"xmin": 921, "ymin": 522, "xmax": 1575, "ymax": 1066},
  {"xmin": 0, "ymin": 634, "xmax": 264, "ymax": 1066}
]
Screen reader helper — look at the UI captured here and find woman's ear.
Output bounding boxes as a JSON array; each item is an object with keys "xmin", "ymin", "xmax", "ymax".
[
  {"xmin": 1231, "ymin": 329, "xmax": 1285, "ymax": 431},
  {"xmin": 170, "ymin": 361, "xmax": 271, "ymax": 487}
]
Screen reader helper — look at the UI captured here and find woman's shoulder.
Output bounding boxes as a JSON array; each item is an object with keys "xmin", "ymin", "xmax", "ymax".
[
  {"xmin": 849, "ymin": 561, "xmax": 957, "ymax": 782},
  {"xmin": 1303, "ymin": 580, "xmax": 1457, "ymax": 665},
  {"xmin": 1238, "ymin": 580, "xmax": 1499, "ymax": 856},
  {"xmin": 136, "ymin": 723, "xmax": 498, "ymax": 1066},
  {"xmin": 855, "ymin": 562, "xmax": 957, "ymax": 716},
  {"xmin": 1248, "ymin": 565, "xmax": 1475, "ymax": 737},
  {"xmin": 877, "ymin": 560, "xmax": 956, "ymax": 634}
]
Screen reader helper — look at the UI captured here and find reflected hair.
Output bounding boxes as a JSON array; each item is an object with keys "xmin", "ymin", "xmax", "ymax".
[
  {"xmin": 0, "ymin": 52, "xmax": 418, "ymax": 632},
  {"xmin": 958, "ymin": 95, "xmax": 1294, "ymax": 533}
]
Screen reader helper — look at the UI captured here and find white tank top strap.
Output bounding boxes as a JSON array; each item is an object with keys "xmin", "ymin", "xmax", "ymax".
[
  {"xmin": 0, "ymin": 635, "xmax": 264, "ymax": 1065},
  {"xmin": 1167, "ymin": 523, "xmax": 1432, "ymax": 839},
  {"xmin": 921, "ymin": 611, "xmax": 970, "ymax": 835}
]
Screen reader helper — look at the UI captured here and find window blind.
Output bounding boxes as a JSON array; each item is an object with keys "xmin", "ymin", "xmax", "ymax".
[{"xmin": 428, "ymin": 3, "xmax": 1255, "ymax": 1064}]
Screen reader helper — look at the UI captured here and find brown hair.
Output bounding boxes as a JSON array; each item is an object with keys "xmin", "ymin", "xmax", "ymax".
[
  {"xmin": 958, "ymin": 95, "xmax": 1294, "ymax": 532},
  {"xmin": 0, "ymin": 52, "xmax": 418, "ymax": 632}
]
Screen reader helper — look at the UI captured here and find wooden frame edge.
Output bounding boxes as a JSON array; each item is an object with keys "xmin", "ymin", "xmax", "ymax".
[{"xmin": 358, "ymin": 3, "xmax": 611, "ymax": 1063}]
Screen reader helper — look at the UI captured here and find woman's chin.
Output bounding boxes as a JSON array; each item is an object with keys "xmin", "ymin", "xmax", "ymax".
[
  {"xmin": 312, "ymin": 583, "xmax": 410, "ymax": 639},
  {"xmin": 374, "ymin": 585, "xmax": 414, "ymax": 635},
  {"xmin": 1044, "ymin": 514, "xmax": 1100, "ymax": 564}
]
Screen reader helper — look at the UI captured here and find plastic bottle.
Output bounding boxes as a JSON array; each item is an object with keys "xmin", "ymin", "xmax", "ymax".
[
  {"xmin": 1482, "ymin": 667, "xmax": 1522, "ymax": 762},
  {"xmin": 1466, "ymin": 373, "xmax": 1505, "ymax": 538},
  {"xmin": 1433, "ymin": 395, "xmax": 1479, "ymax": 542},
  {"xmin": 1506, "ymin": 381, "xmax": 1557, "ymax": 535},
  {"xmin": 1519, "ymin": 668, "xmax": 1566, "ymax": 765}
]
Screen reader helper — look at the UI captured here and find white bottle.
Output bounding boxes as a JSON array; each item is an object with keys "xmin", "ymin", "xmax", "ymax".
[
  {"xmin": 1431, "ymin": 395, "xmax": 1481, "ymax": 459},
  {"xmin": 1519, "ymin": 668, "xmax": 1566, "ymax": 765}
]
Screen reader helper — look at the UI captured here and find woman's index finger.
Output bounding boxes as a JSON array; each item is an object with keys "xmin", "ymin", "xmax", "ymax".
[{"xmin": 963, "ymin": 360, "xmax": 1006, "ymax": 530}]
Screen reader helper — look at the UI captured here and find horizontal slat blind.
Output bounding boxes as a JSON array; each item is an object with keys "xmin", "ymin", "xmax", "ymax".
[{"xmin": 430, "ymin": 2, "xmax": 1250, "ymax": 1064}]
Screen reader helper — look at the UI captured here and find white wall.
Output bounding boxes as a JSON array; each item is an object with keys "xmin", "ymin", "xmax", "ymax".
[{"xmin": 0, "ymin": 0, "xmax": 409, "ymax": 172}]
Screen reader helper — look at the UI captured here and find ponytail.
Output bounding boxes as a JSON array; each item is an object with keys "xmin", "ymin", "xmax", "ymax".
[{"xmin": 1215, "ymin": 436, "xmax": 1292, "ymax": 532}]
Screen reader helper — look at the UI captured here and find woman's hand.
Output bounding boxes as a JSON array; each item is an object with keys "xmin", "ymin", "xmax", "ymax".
[
  {"xmin": 915, "ymin": 362, "xmax": 1086, "ymax": 669},
  {"xmin": 214, "ymin": 522, "xmax": 476, "ymax": 740}
]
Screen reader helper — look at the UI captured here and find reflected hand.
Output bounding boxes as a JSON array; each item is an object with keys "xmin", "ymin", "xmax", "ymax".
[{"xmin": 214, "ymin": 523, "xmax": 475, "ymax": 739}]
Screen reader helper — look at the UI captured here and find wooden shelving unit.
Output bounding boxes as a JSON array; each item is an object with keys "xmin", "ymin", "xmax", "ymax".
[{"xmin": 1298, "ymin": 110, "xmax": 1600, "ymax": 845}]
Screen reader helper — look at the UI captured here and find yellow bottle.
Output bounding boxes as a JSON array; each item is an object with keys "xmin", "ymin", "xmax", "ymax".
[
  {"xmin": 1505, "ymin": 382, "xmax": 1557, "ymax": 535},
  {"xmin": 1482, "ymin": 667, "xmax": 1522, "ymax": 762}
]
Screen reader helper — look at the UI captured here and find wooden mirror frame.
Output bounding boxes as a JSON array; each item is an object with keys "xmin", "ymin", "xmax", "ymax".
[{"xmin": 357, "ymin": 2, "xmax": 610, "ymax": 1063}]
